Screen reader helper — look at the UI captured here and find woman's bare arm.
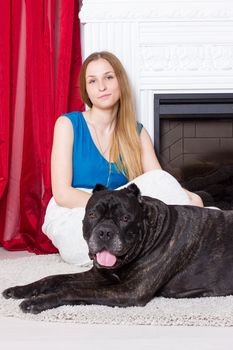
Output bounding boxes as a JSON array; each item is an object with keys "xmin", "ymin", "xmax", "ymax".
[
  {"xmin": 140, "ymin": 128, "xmax": 162, "ymax": 172},
  {"xmin": 51, "ymin": 117, "xmax": 91, "ymax": 208}
]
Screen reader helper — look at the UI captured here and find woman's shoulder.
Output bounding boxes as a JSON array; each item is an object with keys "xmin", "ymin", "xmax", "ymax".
[
  {"xmin": 54, "ymin": 111, "xmax": 84, "ymax": 132},
  {"xmin": 61, "ymin": 111, "xmax": 83, "ymax": 123},
  {"xmin": 55, "ymin": 111, "xmax": 85, "ymax": 129}
]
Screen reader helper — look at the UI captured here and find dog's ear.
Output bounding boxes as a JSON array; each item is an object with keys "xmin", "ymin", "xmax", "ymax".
[
  {"xmin": 127, "ymin": 183, "xmax": 140, "ymax": 196},
  {"xmin": 127, "ymin": 183, "xmax": 142, "ymax": 202},
  {"xmin": 143, "ymin": 202, "xmax": 158, "ymax": 226},
  {"xmin": 93, "ymin": 184, "xmax": 107, "ymax": 193}
]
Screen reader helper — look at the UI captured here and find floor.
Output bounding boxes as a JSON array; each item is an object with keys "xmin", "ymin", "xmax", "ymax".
[{"xmin": 1, "ymin": 248, "xmax": 233, "ymax": 350}]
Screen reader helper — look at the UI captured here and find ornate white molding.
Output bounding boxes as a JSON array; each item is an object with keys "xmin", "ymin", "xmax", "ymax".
[
  {"xmin": 80, "ymin": 0, "xmax": 233, "ymax": 22},
  {"xmin": 140, "ymin": 45, "xmax": 233, "ymax": 73}
]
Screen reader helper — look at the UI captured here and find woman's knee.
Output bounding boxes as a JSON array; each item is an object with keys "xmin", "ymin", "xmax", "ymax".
[{"xmin": 187, "ymin": 191, "xmax": 204, "ymax": 207}]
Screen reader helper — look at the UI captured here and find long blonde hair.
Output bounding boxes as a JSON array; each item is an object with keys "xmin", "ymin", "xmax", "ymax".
[{"xmin": 79, "ymin": 51, "xmax": 143, "ymax": 181}]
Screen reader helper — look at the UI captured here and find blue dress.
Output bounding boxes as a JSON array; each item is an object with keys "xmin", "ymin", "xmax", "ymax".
[{"xmin": 63, "ymin": 112, "xmax": 143, "ymax": 190}]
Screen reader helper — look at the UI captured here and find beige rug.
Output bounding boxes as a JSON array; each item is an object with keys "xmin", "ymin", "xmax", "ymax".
[{"xmin": 0, "ymin": 254, "xmax": 233, "ymax": 326}]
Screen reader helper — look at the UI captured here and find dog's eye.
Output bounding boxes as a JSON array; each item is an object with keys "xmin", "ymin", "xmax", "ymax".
[
  {"xmin": 88, "ymin": 212, "xmax": 96, "ymax": 219},
  {"xmin": 121, "ymin": 215, "xmax": 129, "ymax": 222}
]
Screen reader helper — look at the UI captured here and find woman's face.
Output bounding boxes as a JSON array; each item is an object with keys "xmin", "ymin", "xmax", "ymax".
[{"xmin": 85, "ymin": 58, "xmax": 120, "ymax": 110}]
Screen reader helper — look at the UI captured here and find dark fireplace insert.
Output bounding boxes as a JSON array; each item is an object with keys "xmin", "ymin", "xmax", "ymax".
[{"xmin": 154, "ymin": 93, "xmax": 233, "ymax": 209}]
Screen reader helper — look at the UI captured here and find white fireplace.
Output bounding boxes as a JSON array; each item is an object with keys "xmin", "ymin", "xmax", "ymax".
[{"xmin": 79, "ymin": 0, "xmax": 233, "ymax": 140}]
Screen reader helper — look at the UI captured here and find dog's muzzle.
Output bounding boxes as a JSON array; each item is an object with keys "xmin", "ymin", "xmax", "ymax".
[{"xmin": 88, "ymin": 222, "xmax": 123, "ymax": 268}]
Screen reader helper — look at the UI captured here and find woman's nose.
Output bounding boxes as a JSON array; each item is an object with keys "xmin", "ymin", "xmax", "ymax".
[{"xmin": 98, "ymin": 80, "xmax": 107, "ymax": 91}]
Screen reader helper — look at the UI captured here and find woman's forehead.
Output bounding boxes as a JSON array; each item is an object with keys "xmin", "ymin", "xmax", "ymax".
[{"xmin": 86, "ymin": 58, "xmax": 114, "ymax": 78}]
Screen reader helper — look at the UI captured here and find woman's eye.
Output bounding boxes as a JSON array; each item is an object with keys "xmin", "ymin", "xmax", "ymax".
[
  {"xmin": 121, "ymin": 215, "xmax": 129, "ymax": 222},
  {"xmin": 106, "ymin": 75, "xmax": 113, "ymax": 80},
  {"xmin": 88, "ymin": 79, "xmax": 95, "ymax": 84}
]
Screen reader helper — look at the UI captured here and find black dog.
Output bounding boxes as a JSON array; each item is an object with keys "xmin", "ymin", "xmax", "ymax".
[{"xmin": 2, "ymin": 184, "xmax": 233, "ymax": 314}]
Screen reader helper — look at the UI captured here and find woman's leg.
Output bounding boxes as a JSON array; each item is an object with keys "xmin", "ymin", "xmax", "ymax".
[
  {"xmin": 184, "ymin": 189, "xmax": 204, "ymax": 207},
  {"xmin": 42, "ymin": 197, "xmax": 91, "ymax": 265},
  {"xmin": 119, "ymin": 169, "xmax": 192, "ymax": 205}
]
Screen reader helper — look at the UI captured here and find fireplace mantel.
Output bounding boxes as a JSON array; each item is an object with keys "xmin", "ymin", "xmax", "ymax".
[{"xmin": 79, "ymin": 0, "xmax": 233, "ymax": 139}]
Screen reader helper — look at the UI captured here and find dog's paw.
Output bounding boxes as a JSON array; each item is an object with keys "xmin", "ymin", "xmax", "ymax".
[
  {"xmin": 2, "ymin": 286, "xmax": 24, "ymax": 299},
  {"xmin": 20, "ymin": 299, "xmax": 44, "ymax": 314},
  {"xmin": 3, "ymin": 285, "xmax": 41, "ymax": 299}
]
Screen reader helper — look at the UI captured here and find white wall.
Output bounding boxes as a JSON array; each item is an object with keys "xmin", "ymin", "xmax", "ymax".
[{"xmin": 79, "ymin": 0, "xmax": 233, "ymax": 139}]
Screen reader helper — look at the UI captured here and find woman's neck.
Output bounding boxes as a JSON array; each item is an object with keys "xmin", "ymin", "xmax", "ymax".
[{"xmin": 85, "ymin": 105, "xmax": 118, "ymax": 132}]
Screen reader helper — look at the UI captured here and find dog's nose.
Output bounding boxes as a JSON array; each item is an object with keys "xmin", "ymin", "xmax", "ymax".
[{"xmin": 98, "ymin": 229, "xmax": 113, "ymax": 241}]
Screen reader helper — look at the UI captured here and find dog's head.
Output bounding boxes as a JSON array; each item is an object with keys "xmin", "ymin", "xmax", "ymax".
[{"xmin": 83, "ymin": 184, "xmax": 144, "ymax": 269}]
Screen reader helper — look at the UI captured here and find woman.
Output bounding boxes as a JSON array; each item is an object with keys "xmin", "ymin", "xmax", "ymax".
[{"xmin": 42, "ymin": 51, "xmax": 203, "ymax": 264}]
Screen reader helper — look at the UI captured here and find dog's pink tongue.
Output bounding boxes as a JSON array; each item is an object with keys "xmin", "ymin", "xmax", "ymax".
[{"xmin": 96, "ymin": 250, "xmax": 117, "ymax": 267}]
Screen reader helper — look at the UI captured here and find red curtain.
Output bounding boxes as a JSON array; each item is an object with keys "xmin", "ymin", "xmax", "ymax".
[{"xmin": 0, "ymin": 0, "xmax": 84, "ymax": 254}]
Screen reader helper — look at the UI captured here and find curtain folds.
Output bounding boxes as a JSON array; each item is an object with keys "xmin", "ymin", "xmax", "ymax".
[{"xmin": 0, "ymin": 0, "xmax": 84, "ymax": 254}]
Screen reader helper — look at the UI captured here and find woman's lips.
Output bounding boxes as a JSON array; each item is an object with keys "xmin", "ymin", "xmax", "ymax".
[{"xmin": 98, "ymin": 94, "xmax": 112, "ymax": 99}]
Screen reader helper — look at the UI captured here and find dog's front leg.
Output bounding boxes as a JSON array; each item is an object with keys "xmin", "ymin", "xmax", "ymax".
[
  {"xmin": 19, "ymin": 282, "xmax": 148, "ymax": 314},
  {"xmin": 2, "ymin": 274, "xmax": 73, "ymax": 300},
  {"xmin": 2, "ymin": 269, "xmax": 99, "ymax": 300},
  {"xmin": 19, "ymin": 293, "xmax": 63, "ymax": 314}
]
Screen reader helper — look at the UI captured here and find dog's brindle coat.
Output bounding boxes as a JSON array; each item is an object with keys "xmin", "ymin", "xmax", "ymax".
[{"xmin": 2, "ymin": 184, "xmax": 233, "ymax": 314}]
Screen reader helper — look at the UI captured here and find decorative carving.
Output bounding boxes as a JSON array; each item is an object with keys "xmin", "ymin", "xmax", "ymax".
[
  {"xmin": 80, "ymin": 1, "xmax": 233, "ymax": 22},
  {"xmin": 140, "ymin": 45, "xmax": 233, "ymax": 73}
]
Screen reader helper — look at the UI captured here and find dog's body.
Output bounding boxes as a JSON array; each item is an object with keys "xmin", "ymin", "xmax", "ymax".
[{"xmin": 3, "ymin": 184, "xmax": 233, "ymax": 314}]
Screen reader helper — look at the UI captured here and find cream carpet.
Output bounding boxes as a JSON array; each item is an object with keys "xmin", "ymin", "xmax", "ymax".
[{"xmin": 0, "ymin": 254, "xmax": 233, "ymax": 326}]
